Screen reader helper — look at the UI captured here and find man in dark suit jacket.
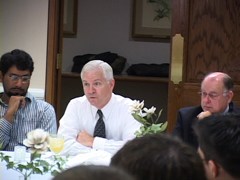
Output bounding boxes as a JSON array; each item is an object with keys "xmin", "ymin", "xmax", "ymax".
[{"xmin": 173, "ymin": 72, "xmax": 240, "ymax": 149}]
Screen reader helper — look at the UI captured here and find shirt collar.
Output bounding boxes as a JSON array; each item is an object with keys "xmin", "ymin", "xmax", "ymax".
[
  {"xmin": 223, "ymin": 105, "xmax": 229, "ymax": 114},
  {"xmin": 91, "ymin": 93, "xmax": 114, "ymax": 120}
]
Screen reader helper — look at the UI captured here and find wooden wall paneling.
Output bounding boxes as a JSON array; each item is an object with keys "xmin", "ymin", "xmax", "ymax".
[
  {"xmin": 167, "ymin": 81, "xmax": 182, "ymax": 132},
  {"xmin": 167, "ymin": 82, "xmax": 201, "ymax": 133},
  {"xmin": 232, "ymin": 85, "xmax": 240, "ymax": 106},
  {"xmin": 186, "ymin": 0, "xmax": 240, "ymax": 82}
]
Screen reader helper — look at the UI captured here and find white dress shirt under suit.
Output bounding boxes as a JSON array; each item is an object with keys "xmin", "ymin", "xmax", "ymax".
[{"xmin": 58, "ymin": 93, "xmax": 141, "ymax": 156}]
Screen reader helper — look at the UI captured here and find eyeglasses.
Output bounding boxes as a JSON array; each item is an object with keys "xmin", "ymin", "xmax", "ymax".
[
  {"xmin": 8, "ymin": 74, "xmax": 31, "ymax": 84},
  {"xmin": 198, "ymin": 91, "xmax": 228, "ymax": 100}
]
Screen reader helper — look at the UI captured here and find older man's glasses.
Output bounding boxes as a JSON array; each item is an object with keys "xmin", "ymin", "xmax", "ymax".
[
  {"xmin": 8, "ymin": 74, "xmax": 31, "ymax": 84},
  {"xmin": 198, "ymin": 91, "xmax": 228, "ymax": 100}
]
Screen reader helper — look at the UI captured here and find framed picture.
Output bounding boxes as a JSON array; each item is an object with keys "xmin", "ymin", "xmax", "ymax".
[
  {"xmin": 132, "ymin": 0, "xmax": 171, "ymax": 39},
  {"xmin": 63, "ymin": 0, "xmax": 78, "ymax": 37}
]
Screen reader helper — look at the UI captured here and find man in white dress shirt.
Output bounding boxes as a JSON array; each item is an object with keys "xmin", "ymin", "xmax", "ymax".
[{"xmin": 58, "ymin": 60, "xmax": 141, "ymax": 156}]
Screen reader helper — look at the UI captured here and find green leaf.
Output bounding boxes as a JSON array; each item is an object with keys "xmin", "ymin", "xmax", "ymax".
[
  {"xmin": 0, "ymin": 142, "xmax": 3, "ymax": 150},
  {"xmin": 31, "ymin": 152, "xmax": 41, "ymax": 161},
  {"xmin": 17, "ymin": 164, "xmax": 27, "ymax": 171},
  {"xmin": 160, "ymin": 121, "xmax": 168, "ymax": 132},
  {"xmin": 32, "ymin": 167, "xmax": 43, "ymax": 174},
  {"xmin": 51, "ymin": 169, "xmax": 60, "ymax": 176},
  {"xmin": 39, "ymin": 160, "xmax": 50, "ymax": 167},
  {"xmin": 6, "ymin": 162, "xmax": 14, "ymax": 169}
]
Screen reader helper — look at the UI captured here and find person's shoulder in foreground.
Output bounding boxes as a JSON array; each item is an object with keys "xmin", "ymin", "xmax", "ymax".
[
  {"xmin": 110, "ymin": 133, "xmax": 207, "ymax": 180},
  {"xmin": 173, "ymin": 72, "xmax": 240, "ymax": 148},
  {"xmin": 58, "ymin": 60, "xmax": 141, "ymax": 155},
  {"xmin": 194, "ymin": 113, "xmax": 240, "ymax": 180},
  {"xmin": 52, "ymin": 165, "xmax": 134, "ymax": 180},
  {"xmin": 0, "ymin": 49, "xmax": 57, "ymax": 151}
]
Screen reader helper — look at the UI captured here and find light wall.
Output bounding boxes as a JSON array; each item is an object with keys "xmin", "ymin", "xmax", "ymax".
[
  {"xmin": 62, "ymin": 0, "xmax": 170, "ymax": 72},
  {"xmin": 0, "ymin": 0, "xmax": 48, "ymax": 90}
]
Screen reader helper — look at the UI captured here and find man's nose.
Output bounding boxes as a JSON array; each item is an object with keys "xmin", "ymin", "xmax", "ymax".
[
  {"xmin": 15, "ymin": 79, "xmax": 25, "ymax": 86},
  {"xmin": 87, "ymin": 85, "xmax": 95, "ymax": 93},
  {"xmin": 202, "ymin": 95, "xmax": 211, "ymax": 102}
]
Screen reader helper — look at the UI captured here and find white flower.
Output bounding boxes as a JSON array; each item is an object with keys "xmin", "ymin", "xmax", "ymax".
[
  {"xmin": 130, "ymin": 100, "xmax": 167, "ymax": 137},
  {"xmin": 129, "ymin": 100, "xmax": 144, "ymax": 113},
  {"xmin": 143, "ymin": 106, "xmax": 156, "ymax": 115},
  {"xmin": 23, "ymin": 129, "xmax": 49, "ymax": 153}
]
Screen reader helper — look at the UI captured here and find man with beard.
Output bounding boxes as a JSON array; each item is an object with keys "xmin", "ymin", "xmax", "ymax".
[{"xmin": 0, "ymin": 49, "xmax": 57, "ymax": 151}]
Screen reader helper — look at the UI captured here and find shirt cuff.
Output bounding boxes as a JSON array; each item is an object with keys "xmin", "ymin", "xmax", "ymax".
[
  {"xmin": 0, "ymin": 117, "xmax": 12, "ymax": 135},
  {"xmin": 92, "ymin": 137, "xmax": 106, "ymax": 150}
]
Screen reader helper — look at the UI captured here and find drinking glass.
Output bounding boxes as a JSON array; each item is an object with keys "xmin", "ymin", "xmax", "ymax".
[
  {"xmin": 14, "ymin": 146, "xmax": 26, "ymax": 162},
  {"xmin": 49, "ymin": 134, "xmax": 64, "ymax": 155}
]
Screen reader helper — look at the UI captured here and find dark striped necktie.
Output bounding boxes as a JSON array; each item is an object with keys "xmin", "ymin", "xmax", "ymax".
[{"xmin": 93, "ymin": 110, "xmax": 106, "ymax": 138}]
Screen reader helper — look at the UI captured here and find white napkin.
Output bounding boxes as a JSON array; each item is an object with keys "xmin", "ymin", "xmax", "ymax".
[{"xmin": 66, "ymin": 149, "xmax": 112, "ymax": 168}]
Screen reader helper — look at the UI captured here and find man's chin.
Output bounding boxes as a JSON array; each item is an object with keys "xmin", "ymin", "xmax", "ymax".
[
  {"xmin": 7, "ymin": 92, "xmax": 27, "ymax": 97},
  {"xmin": 88, "ymin": 99, "xmax": 99, "ymax": 107},
  {"xmin": 89, "ymin": 101, "xmax": 97, "ymax": 106}
]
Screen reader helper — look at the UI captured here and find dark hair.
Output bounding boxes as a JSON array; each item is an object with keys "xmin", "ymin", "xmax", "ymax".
[
  {"xmin": 0, "ymin": 49, "xmax": 34, "ymax": 76},
  {"xmin": 194, "ymin": 113, "xmax": 240, "ymax": 178},
  {"xmin": 222, "ymin": 73, "xmax": 234, "ymax": 90},
  {"xmin": 52, "ymin": 165, "xmax": 134, "ymax": 180},
  {"xmin": 110, "ymin": 134, "xmax": 206, "ymax": 180}
]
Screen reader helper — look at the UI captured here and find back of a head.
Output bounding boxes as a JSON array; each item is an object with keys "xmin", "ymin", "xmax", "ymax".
[
  {"xmin": 110, "ymin": 134, "xmax": 206, "ymax": 180},
  {"xmin": 0, "ymin": 49, "xmax": 34, "ymax": 75},
  {"xmin": 80, "ymin": 60, "xmax": 113, "ymax": 81},
  {"xmin": 194, "ymin": 113, "xmax": 240, "ymax": 179},
  {"xmin": 52, "ymin": 165, "xmax": 134, "ymax": 180}
]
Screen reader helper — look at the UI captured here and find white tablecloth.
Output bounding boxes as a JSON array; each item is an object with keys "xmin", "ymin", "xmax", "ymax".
[
  {"xmin": 0, "ymin": 150, "xmax": 112, "ymax": 180},
  {"xmin": 66, "ymin": 149, "xmax": 112, "ymax": 168}
]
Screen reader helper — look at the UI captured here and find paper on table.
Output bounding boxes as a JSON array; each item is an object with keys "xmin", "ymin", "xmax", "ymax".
[{"xmin": 66, "ymin": 149, "xmax": 112, "ymax": 168}]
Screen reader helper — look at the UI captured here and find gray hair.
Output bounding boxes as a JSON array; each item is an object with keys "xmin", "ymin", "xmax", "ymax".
[{"xmin": 80, "ymin": 60, "xmax": 114, "ymax": 81}]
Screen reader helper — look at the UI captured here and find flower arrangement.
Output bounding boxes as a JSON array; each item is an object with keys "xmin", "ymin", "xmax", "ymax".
[
  {"xmin": 0, "ymin": 129, "xmax": 68, "ymax": 180},
  {"xmin": 0, "ymin": 152, "xmax": 67, "ymax": 180},
  {"xmin": 130, "ymin": 100, "xmax": 168, "ymax": 137},
  {"xmin": 23, "ymin": 128, "xmax": 49, "ymax": 153}
]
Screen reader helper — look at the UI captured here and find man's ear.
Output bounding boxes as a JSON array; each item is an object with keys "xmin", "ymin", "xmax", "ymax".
[
  {"xmin": 227, "ymin": 90, "xmax": 234, "ymax": 103},
  {"xmin": 109, "ymin": 79, "xmax": 115, "ymax": 90},
  {"xmin": 208, "ymin": 160, "xmax": 219, "ymax": 178}
]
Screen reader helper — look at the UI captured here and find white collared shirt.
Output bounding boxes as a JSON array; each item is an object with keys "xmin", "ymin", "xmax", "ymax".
[{"xmin": 58, "ymin": 93, "xmax": 141, "ymax": 156}]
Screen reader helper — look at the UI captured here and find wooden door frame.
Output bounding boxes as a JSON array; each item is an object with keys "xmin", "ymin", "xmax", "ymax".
[
  {"xmin": 45, "ymin": 0, "xmax": 63, "ymax": 124},
  {"xmin": 46, "ymin": 0, "xmax": 186, "ymax": 131},
  {"xmin": 167, "ymin": 0, "xmax": 189, "ymax": 133}
]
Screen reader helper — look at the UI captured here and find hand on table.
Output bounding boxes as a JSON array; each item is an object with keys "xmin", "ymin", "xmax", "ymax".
[{"xmin": 77, "ymin": 131, "xmax": 94, "ymax": 148}]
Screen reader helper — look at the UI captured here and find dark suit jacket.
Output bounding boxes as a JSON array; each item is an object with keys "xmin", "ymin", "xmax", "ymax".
[{"xmin": 173, "ymin": 102, "xmax": 240, "ymax": 149}]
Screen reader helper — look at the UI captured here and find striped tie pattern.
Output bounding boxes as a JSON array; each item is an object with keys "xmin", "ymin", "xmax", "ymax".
[{"xmin": 93, "ymin": 110, "xmax": 106, "ymax": 138}]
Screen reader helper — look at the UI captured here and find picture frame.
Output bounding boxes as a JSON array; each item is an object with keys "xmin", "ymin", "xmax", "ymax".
[
  {"xmin": 63, "ymin": 0, "xmax": 78, "ymax": 37},
  {"xmin": 132, "ymin": 0, "xmax": 171, "ymax": 39}
]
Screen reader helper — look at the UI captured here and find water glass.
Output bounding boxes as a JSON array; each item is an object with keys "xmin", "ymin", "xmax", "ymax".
[{"xmin": 14, "ymin": 146, "xmax": 26, "ymax": 162}]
